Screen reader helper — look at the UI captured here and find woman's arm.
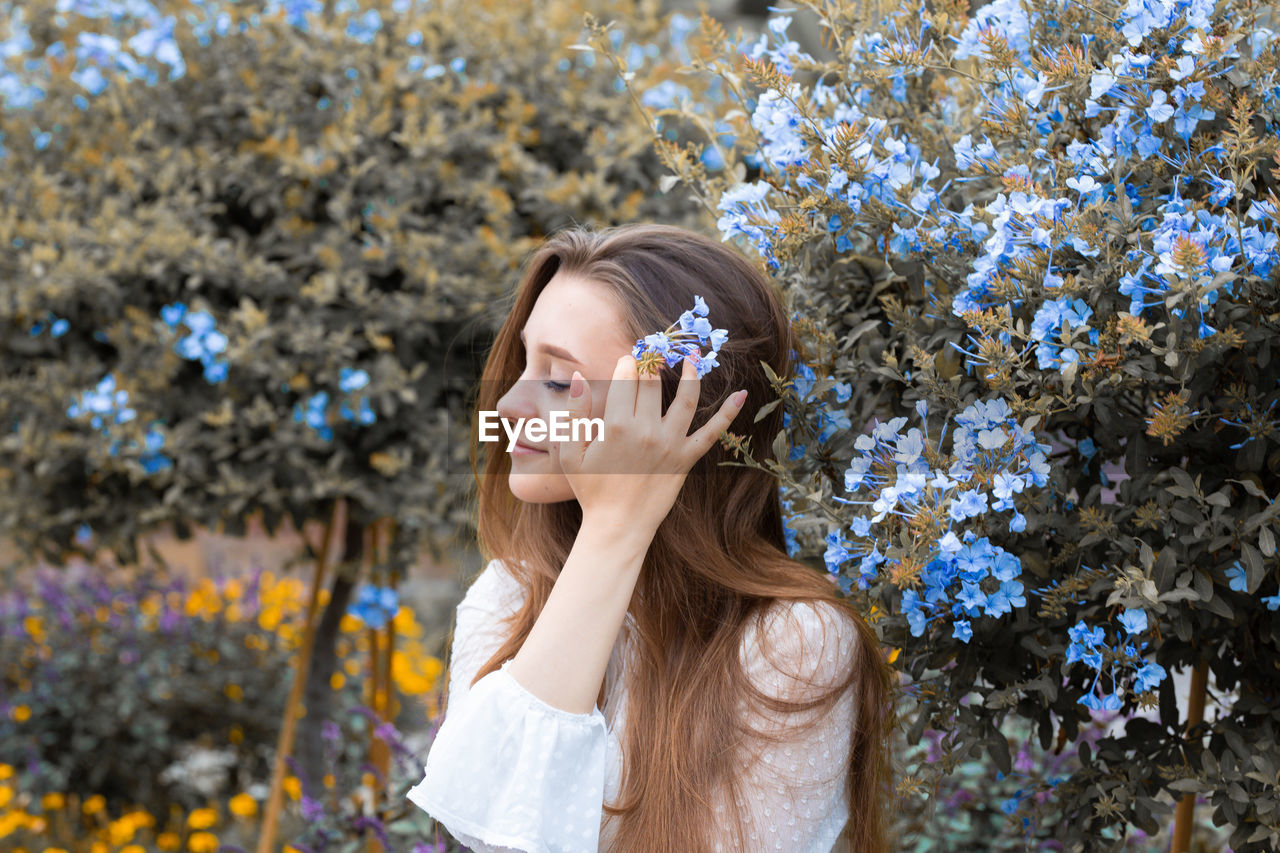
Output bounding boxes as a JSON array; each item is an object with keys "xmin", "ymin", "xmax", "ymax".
[
  {"xmin": 504, "ymin": 515, "xmax": 652, "ymax": 716},
  {"xmin": 505, "ymin": 354, "xmax": 744, "ymax": 716}
]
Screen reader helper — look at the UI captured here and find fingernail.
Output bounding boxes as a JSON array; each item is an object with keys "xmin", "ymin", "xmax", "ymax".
[
  {"xmin": 570, "ymin": 372, "xmax": 584, "ymax": 398},
  {"xmin": 733, "ymin": 389, "xmax": 748, "ymax": 407}
]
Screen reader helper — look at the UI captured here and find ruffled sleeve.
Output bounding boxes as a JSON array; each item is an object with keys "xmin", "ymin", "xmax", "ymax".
[
  {"xmin": 717, "ymin": 600, "xmax": 859, "ymax": 853},
  {"xmin": 406, "ymin": 559, "xmax": 610, "ymax": 853}
]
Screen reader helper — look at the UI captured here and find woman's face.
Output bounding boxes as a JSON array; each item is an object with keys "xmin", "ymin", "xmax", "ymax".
[{"xmin": 494, "ymin": 271, "xmax": 635, "ymax": 503}]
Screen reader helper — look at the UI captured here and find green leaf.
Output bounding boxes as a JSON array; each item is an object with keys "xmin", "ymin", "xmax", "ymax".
[
  {"xmin": 1241, "ymin": 543, "xmax": 1266, "ymax": 592},
  {"xmin": 989, "ymin": 731, "xmax": 1012, "ymax": 775},
  {"xmin": 752, "ymin": 398, "xmax": 781, "ymax": 423},
  {"xmin": 771, "ymin": 429, "xmax": 788, "ymax": 464},
  {"xmin": 1169, "ymin": 466, "xmax": 1198, "ymax": 497},
  {"xmin": 1227, "ymin": 477, "xmax": 1268, "ymax": 499},
  {"xmin": 760, "ymin": 359, "xmax": 780, "ymax": 385}
]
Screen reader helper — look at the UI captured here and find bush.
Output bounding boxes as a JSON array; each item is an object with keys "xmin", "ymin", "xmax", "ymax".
[
  {"xmin": 0, "ymin": 560, "xmax": 451, "ymax": 850},
  {"xmin": 613, "ymin": 1, "xmax": 1280, "ymax": 848},
  {"xmin": 0, "ymin": 0, "xmax": 701, "ymax": 573}
]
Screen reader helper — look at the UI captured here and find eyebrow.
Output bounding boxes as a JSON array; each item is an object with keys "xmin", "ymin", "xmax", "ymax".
[{"xmin": 519, "ymin": 328, "xmax": 582, "ymax": 365}]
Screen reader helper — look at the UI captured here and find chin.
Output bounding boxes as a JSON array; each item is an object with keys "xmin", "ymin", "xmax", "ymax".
[{"xmin": 507, "ymin": 471, "xmax": 575, "ymax": 504}]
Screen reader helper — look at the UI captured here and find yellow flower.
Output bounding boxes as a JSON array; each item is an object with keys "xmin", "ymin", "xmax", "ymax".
[
  {"xmin": 0, "ymin": 763, "xmax": 12, "ymax": 779},
  {"xmin": 888, "ymin": 647, "xmax": 901, "ymax": 664},
  {"xmin": 224, "ymin": 684, "xmax": 243, "ymax": 702},
  {"xmin": 121, "ymin": 847, "xmax": 147, "ymax": 853},
  {"xmin": 339, "ymin": 614, "xmax": 362, "ymax": 634},
  {"xmin": 0, "ymin": 785, "xmax": 12, "ymax": 808},
  {"xmin": 330, "ymin": 672, "xmax": 346, "ymax": 690},
  {"xmin": 0, "ymin": 813, "xmax": 24, "ymax": 837},
  {"xmin": 228, "ymin": 793, "xmax": 257, "ymax": 818},
  {"xmin": 41, "ymin": 792, "xmax": 65, "ymax": 810},
  {"xmin": 258, "ymin": 606, "xmax": 282, "ymax": 632},
  {"xmin": 40, "ymin": 848, "xmax": 69, "ymax": 853},
  {"xmin": 392, "ymin": 606, "xmax": 422, "ymax": 637},
  {"xmin": 82, "ymin": 794, "xmax": 106, "ymax": 815},
  {"xmin": 187, "ymin": 831, "xmax": 219, "ymax": 853},
  {"xmin": 90, "ymin": 842, "xmax": 109, "ymax": 853},
  {"xmin": 229, "ymin": 725, "xmax": 244, "ymax": 745},
  {"xmin": 123, "ymin": 809, "xmax": 155, "ymax": 828},
  {"xmin": 187, "ymin": 807, "xmax": 217, "ymax": 830},
  {"xmin": 107, "ymin": 815, "xmax": 137, "ymax": 844},
  {"xmin": 11, "ymin": 706, "xmax": 30, "ymax": 723},
  {"xmin": 283, "ymin": 776, "xmax": 301, "ymax": 800},
  {"xmin": 323, "ymin": 773, "xmax": 335, "ymax": 789},
  {"xmin": 156, "ymin": 832, "xmax": 181, "ymax": 851}
]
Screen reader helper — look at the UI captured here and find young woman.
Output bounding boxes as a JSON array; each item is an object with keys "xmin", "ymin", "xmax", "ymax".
[{"xmin": 407, "ymin": 223, "xmax": 893, "ymax": 852}]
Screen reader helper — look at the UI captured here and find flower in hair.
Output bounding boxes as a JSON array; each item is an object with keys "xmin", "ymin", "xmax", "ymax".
[{"xmin": 631, "ymin": 295, "xmax": 728, "ymax": 378}]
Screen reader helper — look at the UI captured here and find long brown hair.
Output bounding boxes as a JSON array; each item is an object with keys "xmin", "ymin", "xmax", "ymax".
[{"xmin": 460, "ymin": 223, "xmax": 893, "ymax": 852}]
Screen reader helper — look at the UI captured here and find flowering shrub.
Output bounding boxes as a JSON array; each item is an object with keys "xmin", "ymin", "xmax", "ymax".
[
  {"xmin": 0, "ymin": 0, "xmax": 700, "ymax": 575},
  {"xmin": 0, "ymin": 561, "xmax": 451, "ymax": 850},
  {"xmin": 602, "ymin": 0, "xmax": 1280, "ymax": 847}
]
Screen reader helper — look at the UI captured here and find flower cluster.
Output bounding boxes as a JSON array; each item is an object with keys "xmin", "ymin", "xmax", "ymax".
[
  {"xmin": 706, "ymin": 2, "xmax": 1280, "ymax": 351},
  {"xmin": 1066, "ymin": 608, "xmax": 1168, "ymax": 711},
  {"xmin": 65, "ymin": 373, "xmax": 172, "ymax": 474},
  {"xmin": 897, "ymin": 534, "xmax": 1027, "ymax": 643},
  {"xmin": 28, "ymin": 311, "xmax": 69, "ymax": 338},
  {"xmin": 347, "ymin": 583, "xmax": 399, "ymax": 630},
  {"xmin": 160, "ymin": 303, "xmax": 228, "ymax": 384},
  {"xmin": 824, "ymin": 398, "xmax": 1049, "ymax": 637},
  {"xmin": 631, "ymin": 295, "xmax": 728, "ymax": 378},
  {"xmin": 782, "ymin": 359, "xmax": 852, "ymax": 457},
  {"xmin": 290, "ymin": 368, "xmax": 377, "ymax": 442}
]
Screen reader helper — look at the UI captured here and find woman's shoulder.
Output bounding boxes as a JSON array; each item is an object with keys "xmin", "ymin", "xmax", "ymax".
[
  {"xmin": 458, "ymin": 556, "xmax": 527, "ymax": 612},
  {"xmin": 744, "ymin": 597, "xmax": 861, "ymax": 691}
]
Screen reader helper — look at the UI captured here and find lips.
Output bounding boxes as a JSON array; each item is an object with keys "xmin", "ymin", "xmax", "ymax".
[{"xmin": 514, "ymin": 442, "xmax": 547, "ymax": 453}]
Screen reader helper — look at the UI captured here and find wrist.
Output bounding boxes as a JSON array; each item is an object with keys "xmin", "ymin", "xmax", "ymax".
[{"xmin": 578, "ymin": 510, "xmax": 658, "ymax": 552}]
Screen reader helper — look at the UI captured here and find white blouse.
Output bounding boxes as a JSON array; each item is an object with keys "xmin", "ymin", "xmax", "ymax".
[{"xmin": 406, "ymin": 558, "xmax": 858, "ymax": 852}]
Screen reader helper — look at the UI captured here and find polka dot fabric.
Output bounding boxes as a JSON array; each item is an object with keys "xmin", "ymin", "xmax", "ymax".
[{"xmin": 406, "ymin": 559, "xmax": 857, "ymax": 852}]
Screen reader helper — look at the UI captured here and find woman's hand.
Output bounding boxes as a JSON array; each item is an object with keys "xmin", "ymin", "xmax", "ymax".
[{"xmin": 549, "ymin": 353, "xmax": 747, "ymax": 535}]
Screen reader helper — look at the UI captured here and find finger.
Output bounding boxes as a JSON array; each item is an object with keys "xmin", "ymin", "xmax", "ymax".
[
  {"xmin": 634, "ymin": 350, "xmax": 663, "ymax": 425},
  {"xmin": 603, "ymin": 354, "xmax": 639, "ymax": 427},
  {"xmin": 663, "ymin": 355, "xmax": 702, "ymax": 438},
  {"xmin": 683, "ymin": 388, "xmax": 748, "ymax": 463},
  {"xmin": 550, "ymin": 369, "xmax": 592, "ymax": 473}
]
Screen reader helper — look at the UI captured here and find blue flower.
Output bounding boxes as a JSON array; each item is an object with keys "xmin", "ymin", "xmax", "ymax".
[
  {"xmin": 349, "ymin": 584, "xmax": 399, "ymax": 630},
  {"xmin": 339, "ymin": 367, "xmax": 369, "ymax": 393},
  {"xmin": 1118, "ymin": 608, "xmax": 1148, "ymax": 635},
  {"xmin": 1133, "ymin": 661, "xmax": 1167, "ymax": 693},
  {"xmin": 1225, "ymin": 561, "xmax": 1248, "ymax": 592}
]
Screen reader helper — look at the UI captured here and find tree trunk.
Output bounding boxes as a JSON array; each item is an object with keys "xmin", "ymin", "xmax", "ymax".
[{"xmin": 296, "ymin": 515, "xmax": 364, "ymax": 796}]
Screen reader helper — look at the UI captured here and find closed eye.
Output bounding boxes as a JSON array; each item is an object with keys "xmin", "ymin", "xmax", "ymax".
[{"xmin": 544, "ymin": 380, "xmax": 571, "ymax": 393}]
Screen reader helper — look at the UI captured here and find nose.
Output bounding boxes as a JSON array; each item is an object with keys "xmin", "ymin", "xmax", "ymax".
[{"xmin": 494, "ymin": 377, "xmax": 541, "ymax": 433}]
